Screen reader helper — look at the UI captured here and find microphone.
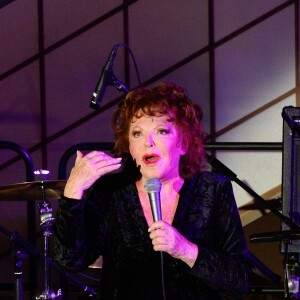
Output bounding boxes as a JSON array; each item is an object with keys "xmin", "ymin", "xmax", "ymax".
[
  {"xmin": 144, "ymin": 178, "xmax": 162, "ymax": 222},
  {"xmin": 90, "ymin": 45, "xmax": 118, "ymax": 110},
  {"xmin": 145, "ymin": 178, "xmax": 166, "ymax": 300}
]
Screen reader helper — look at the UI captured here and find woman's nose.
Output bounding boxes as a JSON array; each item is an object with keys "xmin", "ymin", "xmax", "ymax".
[{"xmin": 145, "ymin": 134, "xmax": 154, "ymax": 147}]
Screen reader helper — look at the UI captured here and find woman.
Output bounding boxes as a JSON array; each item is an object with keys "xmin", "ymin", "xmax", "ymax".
[{"xmin": 53, "ymin": 82, "xmax": 252, "ymax": 299}]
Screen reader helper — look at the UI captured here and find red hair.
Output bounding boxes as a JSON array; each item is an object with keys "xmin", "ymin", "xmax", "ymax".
[{"xmin": 111, "ymin": 82, "xmax": 206, "ymax": 178}]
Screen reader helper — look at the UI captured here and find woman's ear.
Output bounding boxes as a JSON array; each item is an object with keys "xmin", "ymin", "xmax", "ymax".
[
  {"xmin": 180, "ymin": 144, "xmax": 188, "ymax": 156},
  {"xmin": 179, "ymin": 136, "xmax": 188, "ymax": 156}
]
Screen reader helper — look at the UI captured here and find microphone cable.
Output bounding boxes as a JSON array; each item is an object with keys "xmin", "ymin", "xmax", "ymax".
[
  {"xmin": 160, "ymin": 251, "xmax": 167, "ymax": 300},
  {"xmin": 116, "ymin": 43, "xmax": 142, "ymax": 87}
]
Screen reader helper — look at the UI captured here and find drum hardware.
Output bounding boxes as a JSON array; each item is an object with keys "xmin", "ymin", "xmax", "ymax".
[
  {"xmin": 0, "ymin": 180, "xmax": 66, "ymax": 202},
  {"xmin": 0, "ymin": 224, "xmax": 39, "ymax": 300},
  {"xmin": 1, "ymin": 177, "xmax": 106, "ymax": 296},
  {"xmin": 35, "ymin": 182, "xmax": 98, "ymax": 298},
  {"xmin": 0, "ymin": 179, "xmax": 98, "ymax": 299},
  {"xmin": 0, "ymin": 222, "xmax": 97, "ymax": 299},
  {"xmin": 13, "ymin": 249, "xmax": 28, "ymax": 300},
  {"xmin": 35, "ymin": 180, "xmax": 62, "ymax": 300}
]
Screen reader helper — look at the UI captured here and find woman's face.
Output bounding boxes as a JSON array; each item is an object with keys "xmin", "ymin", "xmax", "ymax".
[{"xmin": 128, "ymin": 113, "xmax": 187, "ymax": 182}]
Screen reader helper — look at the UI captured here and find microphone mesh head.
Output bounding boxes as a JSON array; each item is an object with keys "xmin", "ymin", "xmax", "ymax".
[{"xmin": 144, "ymin": 178, "xmax": 162, "ymax": 193}]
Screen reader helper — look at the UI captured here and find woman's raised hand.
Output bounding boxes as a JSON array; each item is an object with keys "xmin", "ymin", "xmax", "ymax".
[{"xmin": 64, "ymin": 150, "xmax": 122, "ymax": 199}]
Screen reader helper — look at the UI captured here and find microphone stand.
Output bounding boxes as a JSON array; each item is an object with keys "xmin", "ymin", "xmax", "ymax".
[
  {"xmin": 0, "ymin": 224, "xmax": 39, "ymax": 300},
  {"xmin": 9, "ymin": 230, "xmax": 34, "ymax": 300}
]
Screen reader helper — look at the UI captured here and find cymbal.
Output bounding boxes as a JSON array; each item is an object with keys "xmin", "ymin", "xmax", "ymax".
[{"xmin": 0, "ymin": 180, "xmax": 66, "ymax": 201}]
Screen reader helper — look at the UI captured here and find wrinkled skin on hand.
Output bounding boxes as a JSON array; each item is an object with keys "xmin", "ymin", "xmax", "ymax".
[
  {"xmin": 148, "ymin": 220, "xmax": 198, "ymax": 268},
  {"xmin": 64, "ymin": 150, "xmax": 122, "ymax": 199}
]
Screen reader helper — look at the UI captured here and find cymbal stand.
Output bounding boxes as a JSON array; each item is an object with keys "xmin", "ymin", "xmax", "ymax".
[{"xmin": 36, "ymin": 184, "xmax": 61, "ymax": 300}]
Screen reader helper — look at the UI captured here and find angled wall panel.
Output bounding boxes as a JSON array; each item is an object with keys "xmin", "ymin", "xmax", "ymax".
[
  {"xmin": 215, "ymin": 6, "xmax": 295, "ymax": 132},
  {"xmin": 214, "ymin": 0, "xmax": 287, "ymax": 40},
  {"xmin": 128, "ymin": 0, "xmax": 208, "ymax": 83},
  {"xmin": 43, "ymin": 0, "xmax": 123, "ymax": 47},
  {"xmin": 0, "ymin": 0, "xmax": 38, "ymax": 74}
]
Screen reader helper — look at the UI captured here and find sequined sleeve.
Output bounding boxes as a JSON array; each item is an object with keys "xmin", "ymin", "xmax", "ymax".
[{"xmin": 52, "ymin": 175, "xmax": 115, "ymax": 272}]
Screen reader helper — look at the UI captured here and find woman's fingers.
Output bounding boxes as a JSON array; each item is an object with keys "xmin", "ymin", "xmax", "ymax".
[
  {"xmin": 75, "ymin": 150, "xmax": 84, "ymax": 165},
  {"xmin": 77, "ymin": 152, "xmax": 120, "ymax": 170},
  {"xmin": 149, "ymin": 229, "xmax": 168, "ymax": 246},
  {"xmin": 84, "ymin": 150, "xmax": 113, "ymax": 161},
  {"xmin": 148, "ymin": 221, "xmax": 186, "ymax": 256},
  {"xmin": 96, "ymin": 156, "xmax": 122, "ymax": 169},
  {"xmin": 64, "ymin": 151, "xmax": 122, "ymax": 199},
  {"xmin": 148, "ymin": 220, "xmax": 165, "ymax": 232},
  {"xmin": 81, "ymin": 151, "xmax": 121, "ymax": 171},
  {"xmin": 148, "ymin": 221, "xmax": 173, "ymax": 248},
  {"xmin": 96, "ymin": 158, "xmax": 122, "ymax": 176}
]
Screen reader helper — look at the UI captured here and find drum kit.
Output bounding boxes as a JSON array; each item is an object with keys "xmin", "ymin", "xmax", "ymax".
[{"xmin": 0, "ymin": 178, "xmax": 98, "ymax": 300}]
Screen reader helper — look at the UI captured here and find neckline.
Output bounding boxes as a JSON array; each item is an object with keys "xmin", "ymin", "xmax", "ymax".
[{"xmin": 132, "ymin": 178, "xmax": 189, "ymax": 229}]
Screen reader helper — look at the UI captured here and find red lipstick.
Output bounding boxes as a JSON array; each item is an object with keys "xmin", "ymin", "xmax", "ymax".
[{"xmin": 142, "ymin": 153, "xmax": 160, "ymax": 165}]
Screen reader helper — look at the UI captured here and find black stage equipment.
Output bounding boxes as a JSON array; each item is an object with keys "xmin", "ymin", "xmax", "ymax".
[
  {"xmin": 249, "ymin": 106, "xmax": 300, "ymax": 299},
  {"xmin": 282, "ymin": 106, "xmax": 300, "ymax": 253}
]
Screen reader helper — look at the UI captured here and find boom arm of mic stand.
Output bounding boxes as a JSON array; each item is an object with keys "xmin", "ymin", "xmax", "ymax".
[{"xmin": 206, "ymin": 153, "xmax": 300, "ymax": 230}]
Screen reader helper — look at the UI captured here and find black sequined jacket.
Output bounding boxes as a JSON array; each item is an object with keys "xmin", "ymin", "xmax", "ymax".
[{"xmin": 52, "ymin": 171, "xmax": 252, "ymax": 300}]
